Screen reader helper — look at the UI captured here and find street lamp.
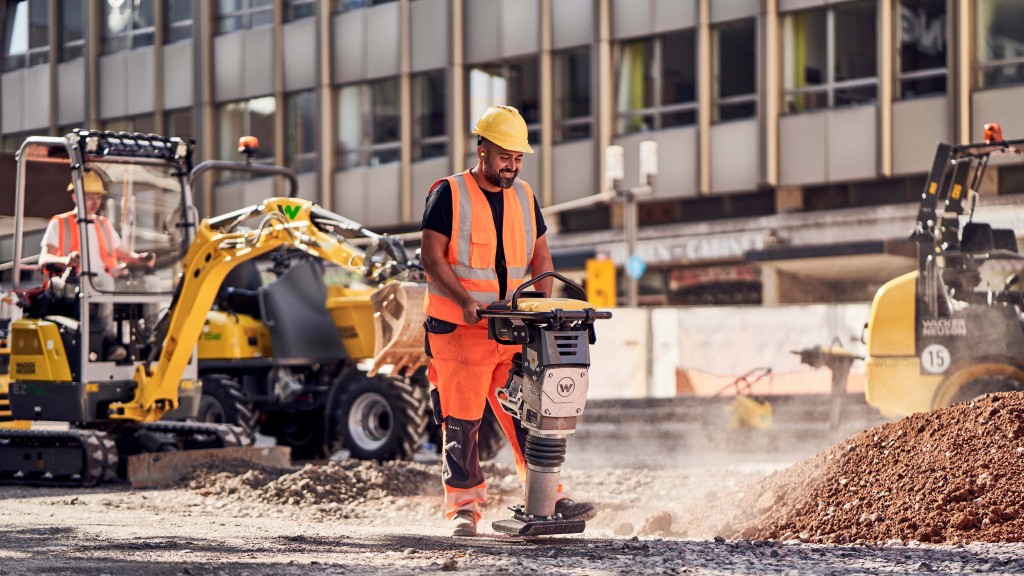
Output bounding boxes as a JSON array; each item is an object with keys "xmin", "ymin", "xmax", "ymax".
[{"xmin": 606, "ymin": 142, "xmax": 658, "ymax": 307}]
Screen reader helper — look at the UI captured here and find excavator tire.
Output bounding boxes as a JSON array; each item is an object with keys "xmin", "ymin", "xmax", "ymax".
[
  {"xmin": 949, "ymin": 374, "xmax": 1024, "ymax": 405},
  {"xmin": 334, "ymin": 372, "xmax": 429, "ymax": 461},
  {"xmin": 196, "ymin": 375, "xmax": 259, "ymax": 444},
  {"xmin": 267, "ymin": 412, "xmax": 326, "ymax": 461},
  {"xmin": 934, "ymin": 361, "xmax": 1024, "ymax": 408}
]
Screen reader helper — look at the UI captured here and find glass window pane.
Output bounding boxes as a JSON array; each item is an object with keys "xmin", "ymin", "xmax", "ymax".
[
  {"xmin": 899, "ymin": 0, "xmax": 946, "ymax": 73},
  {"xmin": 554, "ymin": 48, "xmax": 591, "ymax": 142},
  {"xmin": 286, "ymin": 0, "xmax": 317, "ymax": 22},
  {"xmin": 468, "ymin": 66, "xmax": 507, "ymax": 133},
  {"xmin": 4, "ymin": 2, "xmax": 28, "ymax": 61},
  {"xmin": 834, "ymin": 1, "xmax": 877, "ymax": 82},
  {"xmin": 783, "ymin": 9, "xmax": 826, "ymax": 89},
  {"xmin": 286, "ymin": 91, "xmax": 317, "ymax": 173},
  {"xmin": 166, "ymin": 0, "xmax": 193, "ymax": 42},
  {"xmin": 661, "ymin": 29, "xmax": 696, "ymax": 105},
  {"xmin": 247, "ymin": 96, "xmax": 277, "ymax": 161},
  {"xmin": 615, "ymin": 38, "xmax": 655, "ymax": 133},
  {"xmin": 716, "ymin": 20, "xmax": 756, "ymax": 99},
  {"xmin": 60, "ymin": 0, "xmax": 84, "ymax": 44},
  {"xmin": 371, "ymin": 78, "xmax": 400, "ymax": 146},
  {"xmin": 337, "ymin": 85, "xmax": 365, "ymax": 169},
  {"xmin": 105, "ymin": 0, "xmax": 131, "ymax": 35},
  {"xmin": 412, "ymin": 70, "xmax": 447, "ymax": 160},
  {"xmin": 134, "ymin": 0, "xmax": 155, "ymax": 28},
  {"xmin": 250, "ymin": 9, "xmax": 274, "ymax": 28},
  {"xmin": 507, "ymin": 58, "xmax": 540, "ymax": 126},
  {"xmin": 977, "ymin": 0, "xmax": 1024, "ymax": 88},
  {"xmin": 28, "ymin": 0, "xmax": 48, "ymax": 49}
]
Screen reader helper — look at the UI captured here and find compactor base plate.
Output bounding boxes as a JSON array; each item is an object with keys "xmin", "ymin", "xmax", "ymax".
[{"xmin": 492, "ymin": 517, "xmax": 586, "ymax": 537}]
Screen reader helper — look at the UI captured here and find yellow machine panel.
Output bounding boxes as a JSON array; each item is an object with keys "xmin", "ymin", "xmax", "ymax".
[
  {"xmin": 9, "ymin": 319, "xmax": 72, "ymax": 382},
  {"xmin": 198, "ymin": 311, "xmax": 271, "ymax": 360},
  {"xmin": 864, "ymin": 271, "xmax": 940, "ymax": 417},
  {"xmin": 326, "ymin": 296, "xmax": 377, "ymax": 360}
]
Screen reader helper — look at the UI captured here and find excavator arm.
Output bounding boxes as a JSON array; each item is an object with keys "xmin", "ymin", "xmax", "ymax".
[{"xmin": 112, "ymin": 197, "xmax": 405, "ymax": 422}]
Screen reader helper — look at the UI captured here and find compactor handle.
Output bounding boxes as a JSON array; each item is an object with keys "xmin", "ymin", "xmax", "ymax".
[{"xmin": 510, "ymin": 271, "xmax": 587, "ymax": 310}]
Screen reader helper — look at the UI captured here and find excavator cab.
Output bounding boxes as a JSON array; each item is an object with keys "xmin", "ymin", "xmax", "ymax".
[{"xmin": 0, "ymin": 131, "xmax": 251, "ymax": 486}]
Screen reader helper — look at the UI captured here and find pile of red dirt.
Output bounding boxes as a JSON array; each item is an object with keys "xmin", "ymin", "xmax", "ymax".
[{"xmin": 691, "ymin": 392, "xmax": 1024, "ymax": 544}]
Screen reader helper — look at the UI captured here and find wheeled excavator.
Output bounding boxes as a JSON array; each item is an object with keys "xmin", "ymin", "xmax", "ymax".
[
  {"xmin": 0, "ymin": 130, "xmax": 429, "ymax": 485},
  {"xmin": 864, "ymin": 124, "xmax": 1024, "ymax": 417}
]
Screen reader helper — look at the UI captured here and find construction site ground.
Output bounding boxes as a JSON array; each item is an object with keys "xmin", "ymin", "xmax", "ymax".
[{"xmin": 4, "ymin": 393, "xmax": 1024, "ymax": 575}]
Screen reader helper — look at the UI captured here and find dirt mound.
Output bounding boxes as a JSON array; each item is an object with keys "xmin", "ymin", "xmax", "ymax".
[
  {"xmin": 686, "ymin": 392, "xmax": 1024, "ymax": 544},
  {"xmin": 183, "ymin": 458, "xmax": 522, "ymax": 519}
]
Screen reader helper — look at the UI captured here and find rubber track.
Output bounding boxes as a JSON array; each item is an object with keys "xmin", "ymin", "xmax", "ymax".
[
  {"xmin": 0, "ymin": 428, "xmax": 118, "ymax": 487},
  {"xmin": 141, "ymin": 421, "xmax": 251, "ymax": 447}
]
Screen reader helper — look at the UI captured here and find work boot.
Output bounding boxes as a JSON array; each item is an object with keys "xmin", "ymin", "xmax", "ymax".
[
  {"xmin": 449, "ymin": 510, "xmax": 477, "ymax": 537},
  {"xmin": 554, "ymin": 498, "xmax": 597, "ymax": 522},
  {"xmin": 107, "ymin": 345, "xmax": 128, "ymax": 362}
]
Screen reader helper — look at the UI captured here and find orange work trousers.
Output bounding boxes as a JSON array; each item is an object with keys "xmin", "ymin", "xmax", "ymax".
[{"xmin": 426, "ymin": 320, "xmax": 531, "ymax": 522}]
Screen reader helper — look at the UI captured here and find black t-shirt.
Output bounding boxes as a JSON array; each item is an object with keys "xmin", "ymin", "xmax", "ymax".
[{"xmin": 421, "ymin": 178, "xmax": 547, "ymax": 299}]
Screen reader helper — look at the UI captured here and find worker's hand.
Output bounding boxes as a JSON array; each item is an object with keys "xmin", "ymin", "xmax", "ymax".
[
  {"xmin": 66, "ymin": 251, "xmax": 80, "ymax": 269},
  {"xmin": 139, "ymin": 252, "xmax": 156, "ymax": 267},
  {"xmin": 461, "ymin": 301, "xmax": 484, "ymax": 325}
]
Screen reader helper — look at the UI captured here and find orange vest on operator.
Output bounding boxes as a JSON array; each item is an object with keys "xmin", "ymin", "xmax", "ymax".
[
  {"xmin": 51, "ymin": 211, "xmax": 119, "ymax": 274},
  {"xmin": 423, "ymin": 170, "xmax": 538, "ymax": 325}
]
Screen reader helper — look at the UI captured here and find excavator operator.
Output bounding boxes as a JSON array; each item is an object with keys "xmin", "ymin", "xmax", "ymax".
[
  {"xmin": 37, "ymin": 170, "xmax": 158, "ymax": 361},
  {"xmin": 420, "ymin": 105, "xmax": 597, "ymax": 537}
]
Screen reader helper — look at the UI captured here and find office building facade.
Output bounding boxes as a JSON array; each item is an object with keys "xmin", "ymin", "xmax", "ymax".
[{"xmin": 3, "ymin": 0, "xmax": 1024, "ymax": 305}]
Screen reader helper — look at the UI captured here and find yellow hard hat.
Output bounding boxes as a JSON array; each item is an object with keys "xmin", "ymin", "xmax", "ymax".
[
  {"xmin": 472, "ymin": 105, "xmax": 534, "ymax": 153},
  {"xmin": 66, "ymin": 171, "xmax": 108, "ymax": 195}
]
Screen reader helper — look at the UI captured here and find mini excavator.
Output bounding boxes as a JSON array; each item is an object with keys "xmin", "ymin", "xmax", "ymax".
[{"xmin": 480, "ymin": 272, "xmax": 611, "ymax": 536}]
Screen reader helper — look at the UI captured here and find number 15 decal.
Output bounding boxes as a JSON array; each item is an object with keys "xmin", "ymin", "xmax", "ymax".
[{"xmin": 921, "ymin": 344, "xmax": 951, "ymax": 374}]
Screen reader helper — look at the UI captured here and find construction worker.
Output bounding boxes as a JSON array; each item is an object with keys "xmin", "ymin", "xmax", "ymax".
[
  {"xmin": 38, "ymin": 170, "xmax": 157, "ymax": 361},
  {"xmin": 421, "ymin": 105, "xmax": 596, "ymax": 537}
]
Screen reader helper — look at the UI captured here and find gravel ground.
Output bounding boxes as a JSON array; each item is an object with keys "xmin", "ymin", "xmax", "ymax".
[{"xmin": 2, "ymin": 395, "xmax": 1024, "ymax": 575}]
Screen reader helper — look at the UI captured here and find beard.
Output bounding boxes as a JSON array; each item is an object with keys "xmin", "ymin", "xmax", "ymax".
[{"xmin": 483, "ymin": 164, "xmax": 519, "ymax": 189}]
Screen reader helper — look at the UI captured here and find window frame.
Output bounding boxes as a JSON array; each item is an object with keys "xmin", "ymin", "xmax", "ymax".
[
  {"xmin": 216, "ymin": 96, "xmax": 278, "ymax": 182},
  {"xmin": 614, "ymin": 30, "xmax": 698, "ymax": 135},
  {"xmin": 712, "ymin": 18, "xmax": 758, "ymax": 122},
  {"xmin": 552, "ymin": 46, "xmax": 593, "ymax": 142},
  {"xmin": 336, "ymin": 78, "xmax": 402, "ymax": 170},
  {"xmin": 216, "ymin": 0, "xmax": 275, "ymax": 34},
  {"xmin": 467, "ymin": 57, "xmax": 541, "ymax": 145},
  {"xmin": 411, "ymin": 70, "xmax": 449, "ymax": 161},
  {"xmin": 102, "ymin": 0, "xmax": 156, "ymax": 54},
  {"xmin": 782, "ymin": 2, "xmax": 879, "ymax": 114},
  {"xmin": 896, "ymin": 0, "xmax": 947, "ymax": 99},
  {"xmin": 3, "ymin": 0, "xmax": 50, "ymax": 71},
  {"xmin": 975, "ymin": 0, "xmax": 1024, "ymax": 90},
  {"xmin": 284, "ymin": 90, "xmax": 318, "ymax": 173}
]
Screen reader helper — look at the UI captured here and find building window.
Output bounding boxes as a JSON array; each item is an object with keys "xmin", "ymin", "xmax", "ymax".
[
  {"xmin": 615, "ymin": 29, "xmax": 697, "ymax": 134},
  {"xmin": 713, "ymin": 19, "xmax": 756, "ymax": 122},
  {"xmin": 336, "ymin": 78, "xmax": 400, "ymax": 170},
  {"xmin": 165, "ymin": 108, "xmax": 194, "ymax": 142},
  {"xmin": 285, "ymin": 90, "xmax": 317, "ymax": 173},
  {"xmin": 285, "ymin": 0, "xmax": 316, "ymax": 22},
  {"xmin": 782, "ymin": 1, "xmax": 877, "ymax": 113},
  {"xmin": 553, "ymin": 47, "xmax": 592, "ymax": 142},
  {"xmin": 334, "ymin": 0, "xmax": 398, "ymax": 14},
  {"xmin": 3, "ymin": 0, "xmax": 49, "ymax": 71},
  {"xmin": 977, "ymin": 0, "xmax": 1024, "ymax": 89},
  {"xmin": 898, "ymin": 0, "xmax": 946, "ymax": 98},
  {"xmin": 59, "ymin": 0, "xmax": 84, "ymax": 61},
  {"xmin": 103, "ymin": 0, "xmax": 155, "ymax": 53},
  {"xmin": 468, "ymin": 58, "xmax": 540, "ymax": 144},
  {"xmin": 217, "ymin": 0, "xmax": 274, "ymax": 34},
  {"xmin": 412, "ymin": 70, "xmax": 448, "ymax": 161},
  {"xmin": 166, "ymin": 0, "xmax": 194, "ymax": 43},
  {"xmin": 218, "ymin": 96, "xmax": 277, "ymax": 180}
]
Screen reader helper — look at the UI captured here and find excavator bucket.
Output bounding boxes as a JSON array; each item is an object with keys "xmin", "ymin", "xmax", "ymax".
[{"xmin": 369, "ymin": 281, "xmax": 428, "ymax": 376}]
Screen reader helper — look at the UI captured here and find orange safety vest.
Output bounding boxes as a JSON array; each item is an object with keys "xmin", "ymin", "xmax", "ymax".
[
  {"xmin": 53, "ymin": 211, "xmax": 118, "ymax": 274},
  {"xmin": 424, "ymin": 170, "xmax": 537, "ymax": 324}
]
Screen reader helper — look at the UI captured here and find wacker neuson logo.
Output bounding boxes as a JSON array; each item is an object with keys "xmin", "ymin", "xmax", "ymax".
[{"xmin": 922, "ymin": 318, "xmax": 967, "ymax": 337}]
